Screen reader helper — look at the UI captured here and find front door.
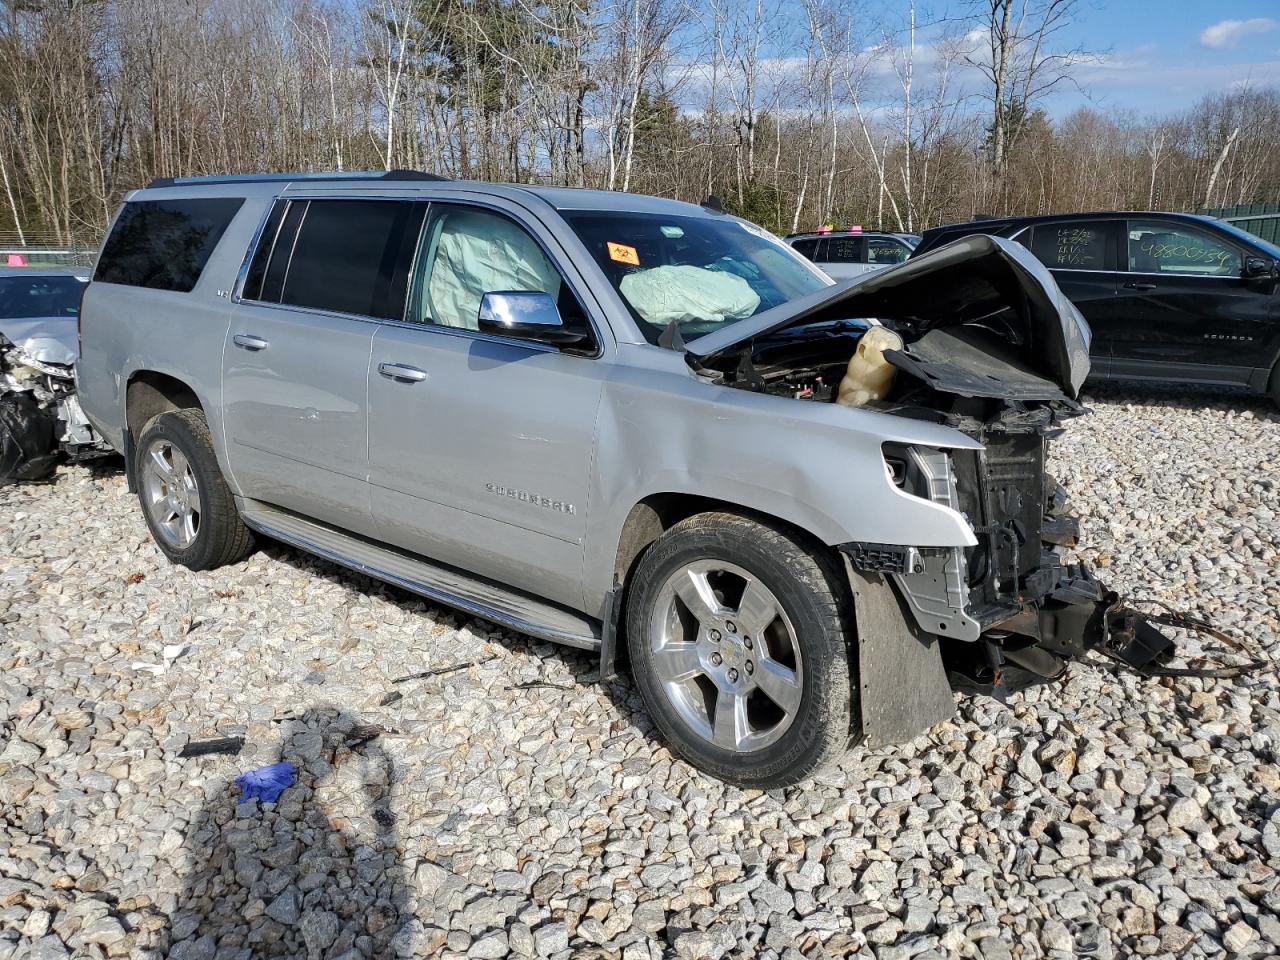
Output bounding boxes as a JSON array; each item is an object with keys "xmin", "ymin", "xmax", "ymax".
[
  {"xmin": 222, "ymin": 197, "xmax": 422, "ymax": 534},
  {"xmin": 1112, "ymin": 218, "xmax": 1265, "ymax": 385},
  {"xmin": 366, "ymin": 201, "xmax": 608, "ymax": 610}
]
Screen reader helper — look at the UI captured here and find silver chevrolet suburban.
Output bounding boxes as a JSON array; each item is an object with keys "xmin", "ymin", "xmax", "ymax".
[{"xmin": 78, "ymin": 171, "xmax": 1181, "ymax": 787}]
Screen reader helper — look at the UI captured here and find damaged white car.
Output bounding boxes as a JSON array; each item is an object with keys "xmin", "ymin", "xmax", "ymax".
[{"xmin": 0, "ymin": 268, "xmax": 112, "ymax": 482}]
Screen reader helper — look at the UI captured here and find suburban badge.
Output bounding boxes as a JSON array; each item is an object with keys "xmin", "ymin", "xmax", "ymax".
[{"xmin": 486, "ymin": 482, "xmax": 575, "ymax": 515}]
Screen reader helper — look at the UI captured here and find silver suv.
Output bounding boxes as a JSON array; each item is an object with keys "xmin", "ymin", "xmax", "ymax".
[{"xmin": 78, "ymin": 171, "xmax": 1176, "ymax": 787}]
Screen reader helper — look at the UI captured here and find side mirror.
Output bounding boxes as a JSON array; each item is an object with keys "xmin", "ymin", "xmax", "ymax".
[
  {"xmin": 1243, "ymin": 256, "xmax": 1278, "ymax": 281},
  {"xmin": 477, "ymin": 291, "xmax": 586, "ymax": 346}
]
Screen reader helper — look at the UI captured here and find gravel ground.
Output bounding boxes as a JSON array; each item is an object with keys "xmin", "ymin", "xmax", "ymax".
[{"xmin": 1, "ymin": 385, "xmax": 1278, "ymax": 960}]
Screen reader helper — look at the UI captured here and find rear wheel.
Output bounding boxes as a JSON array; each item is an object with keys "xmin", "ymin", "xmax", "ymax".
[
  {"xmin": 1269, "ymin": 361, "xmax": 1280, "ymax": 407},
  {"xmin": 135, "ymin": 409, "xmax": 253, "ymax": 570},
  {"xmin": 626, "ymin": 512, "xmax": 855, "ymax": 788}
]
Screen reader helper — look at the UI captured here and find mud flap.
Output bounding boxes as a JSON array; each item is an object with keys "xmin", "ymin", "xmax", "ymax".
[{"xmin": 847, "ymin": 561, "xmax": 956, "ymax": 748}]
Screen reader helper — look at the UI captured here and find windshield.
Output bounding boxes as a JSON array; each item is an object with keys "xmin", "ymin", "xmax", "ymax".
[
  {"xmin": 562, "ymin": 211, "xmax": 830, "ymax": 343},
  {"xmin": 1209, "ymin": 218, "xmax": 1280, "ymax": 260},
  {"xmin": 0, "ymin": 275, "xmax": 85, "ymax": 319}
]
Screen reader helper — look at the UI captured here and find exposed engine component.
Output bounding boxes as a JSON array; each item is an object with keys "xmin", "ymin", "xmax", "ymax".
[
  {"xmin": 836, "ymin": 325, "xmax": 902, "ymax": 408},
  {"xmin": 686, "ymin": 235, "xmax": 1266, "ymax": 699}
]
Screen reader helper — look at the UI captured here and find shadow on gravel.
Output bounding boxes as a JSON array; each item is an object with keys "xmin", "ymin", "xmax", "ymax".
[
  {"xmin": 1081, "ymin": 380, "xmax": 1279, "ymax": 419},
  {"xmin": 256, "ymin": 541, "xmax": 670, "ymax": 756},
  {"xmin": 165, "ymin": 706, "xmax": 410, "ymax": 959}
]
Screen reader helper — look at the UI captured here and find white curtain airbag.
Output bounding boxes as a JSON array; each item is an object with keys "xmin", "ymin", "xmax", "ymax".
[{"xmin": 428, "ymin": 211, "xmax": 562, "ymax": 329}]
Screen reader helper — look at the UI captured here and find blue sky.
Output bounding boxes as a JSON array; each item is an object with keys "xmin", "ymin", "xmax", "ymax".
[
  {"xmin": 1020, "ymin": 1, "xmax": 1280, "ymax": 116},
  {"xmin": 670, "ymin": 1, "xmax": 1280, "ymax": 123}
]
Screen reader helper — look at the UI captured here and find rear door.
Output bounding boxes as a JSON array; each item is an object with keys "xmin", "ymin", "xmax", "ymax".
[
  {"xmin": 1113, "ymin": 218, "xmax": 1262, "ymax": 385},
  {"xmin": 222, "ymin": 196, "xmax": 422, "ymax": 535},
  {"xmin": 1022, "ymin": 219, "xmax": 1126, "ymax": 378},
  {"xmin": 365, "ymin": 199, "xmax": 609, "ymax": 610}
]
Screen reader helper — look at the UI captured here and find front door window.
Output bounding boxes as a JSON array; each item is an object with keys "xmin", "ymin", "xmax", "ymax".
[{"xmin": 1127, "ymin": 221, "xmax": 1241, "ymax": 277}]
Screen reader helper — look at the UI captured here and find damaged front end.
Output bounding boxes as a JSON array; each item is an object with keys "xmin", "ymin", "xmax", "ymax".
[
  {"xmin": 1, "ymin": 322, "xmax": 110, "ymax": 484},
  {"xmin": 685, "ymin": 234, "xmax": 1256, "ymax": 735}
]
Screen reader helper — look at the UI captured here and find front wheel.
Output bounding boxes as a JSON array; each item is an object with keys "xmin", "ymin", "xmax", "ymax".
[
  {"xmin": 626, "ymin": 512, "xmax": 856, "ymax": 788},
  {"xmin": 135, "ymin": 409, "xmax": 254, "ymax": 570}
]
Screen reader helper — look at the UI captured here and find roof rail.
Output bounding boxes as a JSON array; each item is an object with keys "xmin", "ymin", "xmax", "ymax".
[{"xmin": 146, "ymin": 170, "xmax": 449, "ymax": 188}]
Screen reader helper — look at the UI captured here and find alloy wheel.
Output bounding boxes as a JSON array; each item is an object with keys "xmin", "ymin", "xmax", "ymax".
[
  {"xmin": 141, "ymin": 438, "xmax": 201, "ymax": 549},
  {"xmin": 650, "ymin": 559, "xmax": 804, "ymax": 753}
]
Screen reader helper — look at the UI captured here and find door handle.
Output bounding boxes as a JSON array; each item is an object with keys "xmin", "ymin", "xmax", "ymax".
[
  {"xmin": 378, "ymin": 362, "xmax": 428, "ymax": 383},
  {"xmin": 1123, "ymin": 282, "xmax": 1157, "ymax": 291},
  {"xmin": 232, "ymin": 334, "xmax": 269, "ymax": 351}
]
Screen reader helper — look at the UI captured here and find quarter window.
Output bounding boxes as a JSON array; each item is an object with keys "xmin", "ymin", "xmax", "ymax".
[
  {"xmin": 790, "ymin": 238, "xmax": 821, "ymax": 260},
  {"xmin": 1127, "ymin": 220, "xmax": 1241, "ymax": 277},
  {"xmin": 95, "ymin": 198, "xmax": 244, "ymax": 292}
]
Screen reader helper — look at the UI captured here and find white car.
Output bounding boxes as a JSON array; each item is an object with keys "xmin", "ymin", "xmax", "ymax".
[{"xmin": 785, "ymin": 231, "xmax": 916, "ymax": 280}]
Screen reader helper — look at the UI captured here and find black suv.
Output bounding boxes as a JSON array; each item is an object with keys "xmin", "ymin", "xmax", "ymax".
[{"xmin": 913, "ymin": 212, "xmax": 1280, "ymax": 400}]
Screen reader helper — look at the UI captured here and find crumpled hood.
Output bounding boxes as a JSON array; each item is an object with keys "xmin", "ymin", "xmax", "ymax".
[
  {"xmin": 0, "ymin": 316, "xmax": 79, "ymax": 367},
  {"xmin": 687, "ymin": 234, "xmax": 1092, "ymax": 399}
]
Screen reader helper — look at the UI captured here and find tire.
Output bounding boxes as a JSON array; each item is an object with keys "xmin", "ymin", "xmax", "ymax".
[
  {"xmin": 134, "ymin": 408, "xmax": 254, "ymax": 570},
  {"xmin": 1269, "ymin": 362, "xmax": 1280, "ymax": 408},
  {"xmin": 625, "ymin": 512, "xmax": 856, "ymax": 788}
]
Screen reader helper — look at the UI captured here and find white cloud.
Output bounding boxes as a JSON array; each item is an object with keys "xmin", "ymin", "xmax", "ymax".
[{"xmin": 1199, "ymin": 17, "xmax": 1278, "ymax": 50}]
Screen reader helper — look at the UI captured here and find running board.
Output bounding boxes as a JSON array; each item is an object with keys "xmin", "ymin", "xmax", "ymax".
[{"xmin": 238, "ymin": 499, "xmax": 601, "ymax": 651}]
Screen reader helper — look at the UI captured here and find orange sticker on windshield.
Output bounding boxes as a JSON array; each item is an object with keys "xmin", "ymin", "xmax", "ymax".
[{"xmin": 607, "ymin": 242, "xmax": 640, "ymax": 265}]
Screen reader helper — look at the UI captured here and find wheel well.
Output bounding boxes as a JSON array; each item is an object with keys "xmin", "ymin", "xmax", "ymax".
[
  {"xmin": 126, "ymin": 372, "xmax": 202, "ymax": 439},
  {"xmin": 612, "ymin": 493, "xmax": 834, "ymax": 595}
]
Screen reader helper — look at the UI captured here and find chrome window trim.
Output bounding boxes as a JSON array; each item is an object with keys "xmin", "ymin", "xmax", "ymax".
[
  {"xmin": 278, "ymin": 199, "xmax": 308, "ymax": 299},
  {"xmin": 377, "ymin": 315, "xmax": 562, "ymax": 356},
  {"xmin": 232, "ymin": 198, "xmax": 283, "ymax": 301}
]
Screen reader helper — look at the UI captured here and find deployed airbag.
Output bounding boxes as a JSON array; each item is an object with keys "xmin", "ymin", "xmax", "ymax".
[
  {"xmin": 620, "ymin": 265, "xmax": 760, "ymax": 327},
  {"xmin": 427, "ymin": 210, "xmax": 562, "ymax": 329}
]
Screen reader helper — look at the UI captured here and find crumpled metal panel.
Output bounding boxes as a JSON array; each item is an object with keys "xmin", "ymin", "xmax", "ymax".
[
  {"xmin": 0, "ymin": 315, "xmax": 79, "ymax": 367},
  {"xmin": 848, "ymin": 563, "xmax": 957, "ymax": 748}
]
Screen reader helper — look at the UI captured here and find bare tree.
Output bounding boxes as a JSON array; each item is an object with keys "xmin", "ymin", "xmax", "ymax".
[{"xmin": 968, "ymin": 0, "xmax": 1090, "ymax": 182}]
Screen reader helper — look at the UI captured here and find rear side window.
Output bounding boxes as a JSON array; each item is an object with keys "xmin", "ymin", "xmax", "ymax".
[
  {"xmin": 243, "ymin": 199, "xmax": 422, "ymax": 319},
  {"xmin": 825, "ymin": 237, "xmax": 862, "ymax": 263},
  {"xmin": 95, "ymin": 198, "xmax": 244, "ymax": 292},
  {"xmin": 1029, "ymin": 221, "xmax": 1110, "ymax": 270}
]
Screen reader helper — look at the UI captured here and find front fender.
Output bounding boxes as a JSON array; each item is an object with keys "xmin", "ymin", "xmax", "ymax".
[{"xmin": 584, "ymin": 356, "xmax": 981, "ymax": 610}]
